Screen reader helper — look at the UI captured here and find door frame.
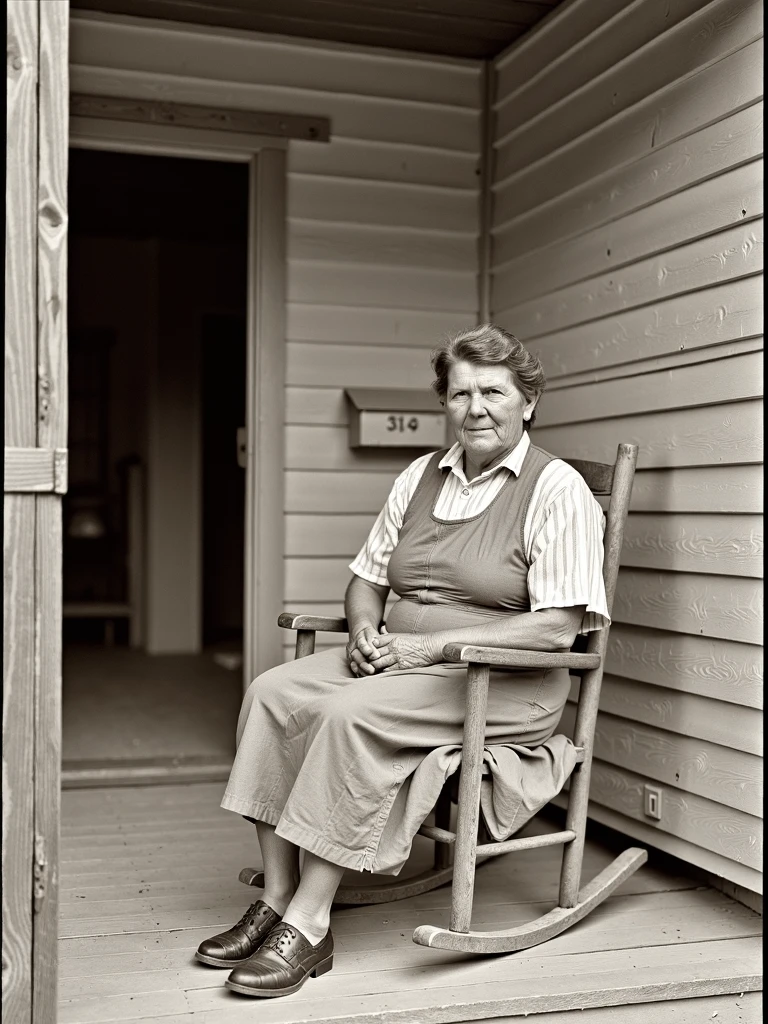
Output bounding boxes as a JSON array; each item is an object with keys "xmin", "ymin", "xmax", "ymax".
[{"xmin": 69, "ymin": 113, "xmax": 288, "ymax": 684}]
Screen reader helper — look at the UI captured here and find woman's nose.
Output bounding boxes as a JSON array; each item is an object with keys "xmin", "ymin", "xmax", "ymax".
[{"xmin": 468, "ymin": 393, "xmax": 487, "ymax": 417}]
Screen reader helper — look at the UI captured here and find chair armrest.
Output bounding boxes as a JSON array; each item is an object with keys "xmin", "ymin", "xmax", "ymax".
[
  {"xmin": 442, "ymin": 643, "xmax": 600, "ymax": 672},
  {"xmin": 278, "ymin": 613, "xmax": 349, "ymax": 633}
]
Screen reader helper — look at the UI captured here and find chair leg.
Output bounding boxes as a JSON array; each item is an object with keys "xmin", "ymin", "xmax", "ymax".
[
  {"xmin": 559, "ymin": 669, "xmax": 603, "ymax": 908},
  {"xmin": 449, "ymin": 663, "xmax": 490, "ymax": 933},
  {"xmin": 433, "ymin": 782, "xmax": 453, "ymax": 870}
]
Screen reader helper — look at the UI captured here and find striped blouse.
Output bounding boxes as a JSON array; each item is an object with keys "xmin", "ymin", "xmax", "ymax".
[{"xmin": 349, "ymin": 431, "xmax": 610, "ymax": 633}]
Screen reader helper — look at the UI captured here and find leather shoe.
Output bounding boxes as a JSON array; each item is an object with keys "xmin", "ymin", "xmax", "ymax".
[
  {"xmin": 225, "ymin": 922, "xmax": 334, "ymax": 997},
  {"xmin": 195, "ymin": 900, "xmax": 281, "ymax": 967}
]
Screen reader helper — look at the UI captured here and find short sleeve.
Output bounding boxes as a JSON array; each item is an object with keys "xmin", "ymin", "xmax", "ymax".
[
  {"xmin": 348, "ymin": 454, "xmax": 433, "ymax": 587},
  {"xmin": 527, "ymin": 467, "xmax": 610, "ymax": 633}
]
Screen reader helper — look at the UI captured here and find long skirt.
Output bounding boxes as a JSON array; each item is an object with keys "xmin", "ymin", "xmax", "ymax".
[{"xmin": 220, "ymin": 646, "xmax": 574, "ymax": 875}]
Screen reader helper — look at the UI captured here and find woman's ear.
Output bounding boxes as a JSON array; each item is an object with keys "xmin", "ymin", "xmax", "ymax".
[{"xmin": 523, "ymin": 398, "xmax": 537, "ymax": 421}]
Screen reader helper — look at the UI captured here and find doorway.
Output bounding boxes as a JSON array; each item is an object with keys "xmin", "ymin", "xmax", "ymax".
[{"xmin": 62, "ymin": 148, "xmax": 250, "ymax": 780}]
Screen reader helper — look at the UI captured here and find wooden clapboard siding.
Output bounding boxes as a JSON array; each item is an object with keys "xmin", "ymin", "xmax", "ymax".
[
  {"xmin": 529, "ymin": 277, "xmax": 763, "ymax": 381},
  {"xmin": 559, "ymin": 704, "xmax": 760, "ymax": 817},
  {"xmin": 605, "ymin": 625, "xmax": 762, "ymax": 709},
  {"xmin": 72, "ymin": 13, "xmax": 479, "ymax": 641},
  {"xmin": 621, "ymin": 465, "xmax": 762, "ymax": 514},
  {"xmin": 494, "ymin": 38, "xmax": 762, "ymax": 224},
  {"xmin": 539, "ymin": 351, "xmax": 762, "ymax": 425},
  {"xmin": 495, "ymin": 159, "xmax": 763, "ymax": 305},
  {"xmin": 494, "ymin": 96, "xmax": 763, "ymax": 257},
  {"xmin": 496, "ymin": 221, "xmax": 763, "ymax": 340},
  {"xmin": 492, "ymin": 0, "xmax": 764, "ymax": 888},
  {"xmin": 621, "ymin": 512, "xmax": 762, "ymax": 577},
  {"xmin": 567, "ymin": 677, "xmax": 761, "ymax": 755}
]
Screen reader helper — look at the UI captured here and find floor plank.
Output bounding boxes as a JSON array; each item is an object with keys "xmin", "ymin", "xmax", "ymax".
[{"xmin": 59, "ymin": 783, "xmax": 762, "ymax": 1024}]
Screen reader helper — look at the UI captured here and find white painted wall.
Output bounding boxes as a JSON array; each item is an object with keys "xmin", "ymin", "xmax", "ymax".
[{"xmin": 490, "ymin": 0, "xmax": 763, "ymax": 892}]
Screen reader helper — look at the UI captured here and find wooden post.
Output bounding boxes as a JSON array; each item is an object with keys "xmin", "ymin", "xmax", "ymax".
[
  {"xmin": 450, "ymin": 663, "xmax": 490, "ymax": 933},
  {"xmin": 5, "ymin": 3, "xmax": 68, "ymax": 1022},
  {"xmin": 4, "ymin": 5, "xmax": 40, "ymax": 1022}
]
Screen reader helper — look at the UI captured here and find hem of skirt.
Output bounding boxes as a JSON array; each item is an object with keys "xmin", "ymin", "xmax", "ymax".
[
  {"xmin": 275, "ymin": 817, "xmax": 403, "ymax": 876},
  {"xmin": 220, "ymin": 793, "xmax": 282, "ymax": 828}
]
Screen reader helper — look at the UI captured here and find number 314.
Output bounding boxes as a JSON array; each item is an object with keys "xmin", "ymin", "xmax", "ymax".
[{"xmin": 386, "ymin": 415, "xmax": 419, "ymax": 432}]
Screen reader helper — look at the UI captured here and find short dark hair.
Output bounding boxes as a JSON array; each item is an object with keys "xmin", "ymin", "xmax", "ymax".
[{"xmin": 430, "ymin": 323, "xmax": 546, "ymax": 430}]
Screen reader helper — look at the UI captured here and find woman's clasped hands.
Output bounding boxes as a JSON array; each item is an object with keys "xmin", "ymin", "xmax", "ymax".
[{"xmin": 346, "ymin": 626, "xmax": 440, "ymax": 676}]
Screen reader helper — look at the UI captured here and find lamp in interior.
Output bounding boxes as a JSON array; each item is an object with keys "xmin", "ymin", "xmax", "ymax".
[{"xmin": 67, "ymin": 507, "xmax": 107, "ymax": 539}]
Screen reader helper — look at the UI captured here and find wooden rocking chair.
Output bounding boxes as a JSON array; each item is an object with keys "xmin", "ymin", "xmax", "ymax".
[{"xmin": 240, "ymin": 443, "xmax": 645, "ymax": 954}]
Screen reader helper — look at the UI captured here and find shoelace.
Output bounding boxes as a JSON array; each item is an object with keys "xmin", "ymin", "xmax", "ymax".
[
  {"xmin": 263, "ymin": 924, "xmax": 298, "ymax": 952},
  {"xmin": 235, "ymin": 901, "xmax": 270, "ymax": 930}
]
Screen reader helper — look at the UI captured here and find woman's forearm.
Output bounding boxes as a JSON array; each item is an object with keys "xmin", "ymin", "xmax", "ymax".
[
  {"xmin": 345, "ymin": 575, "xmax": 389, "ymax": 639},
  {"xmin": 425, "ymin": 606, "xmax": 585, "ymax": 661}
]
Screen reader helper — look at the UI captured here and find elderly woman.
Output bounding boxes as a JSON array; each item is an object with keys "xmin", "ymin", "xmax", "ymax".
[{"xmin": 197, "ymin": 324, "xmax": 609, "ymax": 998}]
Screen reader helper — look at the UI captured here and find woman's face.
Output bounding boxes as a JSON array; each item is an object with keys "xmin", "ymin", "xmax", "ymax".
[{"xmin": 444, "ymin": 360, "xmax": 537, "ymax": 473}]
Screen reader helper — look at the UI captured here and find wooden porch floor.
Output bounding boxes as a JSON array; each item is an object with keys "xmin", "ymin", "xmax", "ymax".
[{"xmin": 59, "ymin": 783, "xmax": 762, "ymax": 1024}]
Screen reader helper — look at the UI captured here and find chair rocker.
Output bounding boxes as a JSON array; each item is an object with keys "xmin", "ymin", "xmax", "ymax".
[{"xmin": 240, "ymin": 443, "xmax": 646, "ymax": 954}]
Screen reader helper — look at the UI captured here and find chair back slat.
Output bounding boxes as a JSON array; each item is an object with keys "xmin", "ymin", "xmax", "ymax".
[{"xmin": 562, "ymin": 458, "xmax": 615, "ymax": 495}]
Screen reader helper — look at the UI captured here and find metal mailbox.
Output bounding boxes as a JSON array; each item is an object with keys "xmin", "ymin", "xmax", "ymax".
[{"xmin": 345, "ymin": 388, "xmax": 447, "ymax": 448}]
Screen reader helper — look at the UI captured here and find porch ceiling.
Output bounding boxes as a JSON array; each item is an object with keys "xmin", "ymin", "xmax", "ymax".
[{"xmin": 69, "ymin": 0, "xmax": 564, "ymax": 59}]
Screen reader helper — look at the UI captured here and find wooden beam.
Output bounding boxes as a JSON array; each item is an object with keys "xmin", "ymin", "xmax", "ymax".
[
  {"xmin": 70, "ymin": 93, "xmax": 331, "ymax": 143},
  {"xmin": 4, "ymin": 448, "xmax": 68, "ymax": 494}
]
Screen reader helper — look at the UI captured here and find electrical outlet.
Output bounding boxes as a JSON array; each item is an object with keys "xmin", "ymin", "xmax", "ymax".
[{"xmin": 643, "ymin": 784, "xmax": 663, "ymax": 820}]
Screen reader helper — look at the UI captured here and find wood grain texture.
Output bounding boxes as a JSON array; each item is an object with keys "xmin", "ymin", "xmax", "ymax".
[
  {"xmin": 33, "ymin": 496, "xmax": 64, "ymax": 1024},
  {"xmin": 494, "ymin": 0, "xmax": 706, "ymax": 141},
  {"xmin": 537, "ymin": 350, "xmax": 763, "ymax": 428},
  {"xmin": 559, "ymin": 704, "xmax": 761, "ymax": 815},
  {"xmin": 4, "ymin": 448, "xmax": 61, "ymax": 493},
  {"xmin": 495, "ymin": 159, "xmax": 763, "ymax": 306},
  {"xmin": 496, "ymin": 221, "xmax": 763, "ymax": 341},
  {"xmin": 534, "ymin": 400, "xmax": 762, "ymax": 471},
  {"xmin": 33, "ymin": 7, "xmax": 69, "ymax": 1019},
  {"xmin": 605, "ymin": 625, "xmax": 763, "ymax": 710},
  {"xmin": 5, "ymin": 0, "xmax": 39, "ymax": 449},
  {"xmin": 611, "ymin": 569, "xmax": 762, "ymax": 644},
  {"xmin": 2, "ymin": 497, "xmax": 36, "ymax": 1024},
  {"xmin": 495, "ymin": 0, "xmax": 763, "ymax": 176},
  {"xmin": 567, "ymin": 760, "xmax": 761, "ymax": 870},
  {"xmin": 552, "ymin": 792, "xmax": 763, "ymax": 893},
  {"xmin": 71, "ymin": 92, "xmax": 330, "ymax": 141},
  {"xmin": 546, "ymin": 335, "xmax": 763, "ymax": 392},
  {"xmin": 494, "ymin": 39, "xmax": 762, "ymax": 213},
  {"xmin": 627, "ymin": 465, "xmax": 762, "ymax": 514},
  {"xmin": 569, "ymin": 675, "xmax": 762, "ymax": 755},
  {"xmin": 495, "ymin": 0, "xmax": 636, "ymax": 98},
  {"xmin": 620, "ymin": 512, "xmax": 762, "ymax": 577},
  {"xmin": 531, "ymin": 277, "xmax": 763, "ymax": 380},
  {"xmin": 494, "ymin": 99, "xmax": 764, "ymax": 263}
]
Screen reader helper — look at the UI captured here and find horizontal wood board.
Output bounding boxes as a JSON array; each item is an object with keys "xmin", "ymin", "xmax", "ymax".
[
  {"xmin": 57, "ymin": 782, "xmax": 761, "ymax": 1024},
  {"xmin": 490, "ymin": 0, "xmax": 764, "ymax": 888}
]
